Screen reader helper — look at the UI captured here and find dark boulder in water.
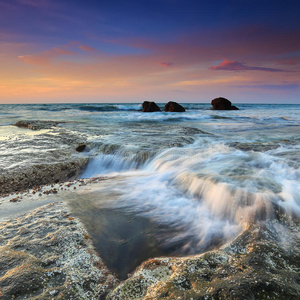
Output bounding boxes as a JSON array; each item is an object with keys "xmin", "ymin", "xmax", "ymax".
[
  {"xmin": 142, "ymin": 101, "xmax": 161, "ymax": 112},
  {"xmin": 76, "ymin": 144, "xmax": 87, "ymax": 152},
  {"xmin": 164, "ymin": 101, "xmax": 186, "ymax": 112},
  {"xmin": 211, "ymin": 97, "xmax": 239, "ymax": 110}
]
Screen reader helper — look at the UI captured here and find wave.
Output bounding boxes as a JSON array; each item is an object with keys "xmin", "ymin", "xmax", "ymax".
[
  {"xmin": 78, "ymin": 104, "xmax": 142, "ymax": 112},
  {"xmin": 84, "ymin": 142, "xmax": 300, "ymax": 254},
  {"xmin": 80, "ymin": 154, "xmax": 139, "ymax": 178}
]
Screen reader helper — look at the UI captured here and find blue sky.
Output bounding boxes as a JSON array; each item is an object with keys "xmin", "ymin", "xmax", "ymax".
[{"xmin": 0, "ymin": 0, "xmax": 299, "ymax": 103}]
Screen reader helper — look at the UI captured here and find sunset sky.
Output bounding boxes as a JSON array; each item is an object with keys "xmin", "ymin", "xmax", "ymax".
[{"xmin": 0, "ymin": 0, "xmax": 299, "ymax": 103}]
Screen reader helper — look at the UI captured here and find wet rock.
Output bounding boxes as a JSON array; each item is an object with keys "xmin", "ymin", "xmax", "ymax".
[
  {"xmin": 0, "ymin": 158, "xmax": 89, "ymax": 194},
  {"xmin": 231, "ymin": 141, "xmax": 280, "ymax": 152},
  {"xmin": 211, "ymin": 97, "xmax": 239, "ymax": 110},
  {"xmin": 14, "ymin": 120, "xmax": 61, "ymax": 130},
  {"xmin": 142, "ymin": 101, "xmax": 161, "ymax": 112},
  {"xmin": 0, "ymin": 202, "xmax": 118, "ymax": 299},
  {"xmin": 108, "ymin": 220, "xmax": 300, "ymax": 299},
  {"xmin": 1, "ymin": 124, "xmax": 90, "ymax": 194},
  {"xmin": 76, "ymin": 144, "xmax": 87, "ymax": 152},
  {"xmin": 164, "ymin": 101, "xmax": 186, "ymax": 112}
]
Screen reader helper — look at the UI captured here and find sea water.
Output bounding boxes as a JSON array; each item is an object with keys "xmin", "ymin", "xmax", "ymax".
[{"xmin": 0, "ymin": 103, "xmax": 300, "ymax": 275}]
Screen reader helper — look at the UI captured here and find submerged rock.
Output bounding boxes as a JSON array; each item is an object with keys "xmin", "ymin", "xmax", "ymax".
[
  {"xmin": 142, "ymin": 101, "xmax": 161, "ymax": 112},
  {"xmin": 76, "ymin": 144, "xmax": 87, "ymax": 152},
  {"xmin": 14, "ymin": 120, "xmax": 61, "ymax": 130},
  {"xmin": 211, "ymin": 97, "xmax": 239, "ymax": 110},
  {"xmin": 164, "ymin": 101, "xmax": 186, "ymax": 112},
  {"xmin": 231, "ymin": 141, "xmax": 280, "ymax": 152}
]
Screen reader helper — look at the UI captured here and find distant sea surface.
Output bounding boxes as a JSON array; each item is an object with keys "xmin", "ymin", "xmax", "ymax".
[{"xmin": 1, "ymin": 103, "xmax": 300, "ymax": 256}]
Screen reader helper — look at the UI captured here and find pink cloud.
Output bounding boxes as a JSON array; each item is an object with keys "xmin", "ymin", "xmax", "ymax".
[
  {"xmin": 52, "ymin": 47, "xmax": 75, "ymax": 55},
  {"xmin": 275, "ymin": 57, "xmax": 300, "ymax": 66},
  {"xmin": 78, "ymin": 45, "xmax": 98, "ymax": 52},
  {"xmin": 158, "ymin": 62, "xmax": 173, "ymax": 67},
  {"xmin": 209, "ymin": 59, "xmax": 286, "ymax": 72},
  {"xmin": 18, "ymin": 54, "xmax": 50, "ymax": 66},
  {"xmin": 19, "ymin": 46, "xmax": 77, "ymax": 66}
]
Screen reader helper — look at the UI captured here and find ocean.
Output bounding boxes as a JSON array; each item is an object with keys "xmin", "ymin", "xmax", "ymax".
[{"xmin": 1, "ymin": 102, "xmax": 300, "ymax": 277}]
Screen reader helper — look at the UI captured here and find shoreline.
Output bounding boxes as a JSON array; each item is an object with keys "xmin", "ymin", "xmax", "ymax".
[
  {"xmin": 0, "ymin": 121, "xmax": 90, "ymax": 195},
  {"xmin": 0, "ymin": 107, "xmax": 300, "ymax": 299},
  {"xmin": 0, "ymin": 184, "xmax": 119, "ymax": 299},
  {"xmin": 1, "ymin": 178, "xmax": 300, "ymax": 299}
]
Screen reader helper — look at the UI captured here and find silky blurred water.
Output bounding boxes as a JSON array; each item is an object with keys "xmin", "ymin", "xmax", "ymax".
[{"xmin": 1, "ymin": 103, "xmax": 300, "ymax": 256}]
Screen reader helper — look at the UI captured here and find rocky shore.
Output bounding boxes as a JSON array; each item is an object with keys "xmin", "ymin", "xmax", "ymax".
[
  {"xmin": 0, "ymin": 158, "xmax": 89, "ymax": 195},
  {"xmin": 0, "ymin": 121, "xmax": 89, "ymax": 195},
  {"xmin": 1, "ymin": 113, "xmax": 299, "ymax": 299},
  {"xmin": 1, "ymin": 177, "xmax": 300, "ymax": 299},
  {"xmin": 0, "ymin": 202, "xmax": 118, "ymax": 299},
  {"xmin": 108, "ymin": 219, "xmax": 300, "ymax": 299}
]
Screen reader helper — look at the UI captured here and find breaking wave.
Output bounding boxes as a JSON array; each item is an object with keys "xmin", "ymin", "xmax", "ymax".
[{"xmin": 78, "ymin": 104, "xmax": 142, "ymax": 112}]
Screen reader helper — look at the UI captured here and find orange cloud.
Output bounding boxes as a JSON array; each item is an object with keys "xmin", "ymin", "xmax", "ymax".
[
  {"xmin": 18, "ymin": 46, "xmax": 77, "ymax": 66},
  {"xmin": 52, "ymin": 47, "xmax": 75, "ymax": 55},
  {"xmin": 78, "ymin": 45, "xmax": 98, "ymax": 52},
  {"xmin": 2, "ymin": 25, "xmax": 299, "ymax": 103}
]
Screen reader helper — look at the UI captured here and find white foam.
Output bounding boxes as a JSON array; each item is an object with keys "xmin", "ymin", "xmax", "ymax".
[{"xmin": 81, "ymin": 141, "xmax": 300, "ymax": 253}]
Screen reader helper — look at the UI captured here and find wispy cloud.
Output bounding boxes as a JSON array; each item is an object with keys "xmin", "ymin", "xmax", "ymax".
[
  {"xmin": 78, "ymin": 45, "xmax": 98, "ymax": 52},
  {"xmin": 18, "ymin": 45, "xmax": 77, "ymax": 66},
  {"xmin": 275, "ymin": 57, "xmax": 300, "ymax": 66},
  {"xmin": 234, "ymin": 83, "xmax": 300, "ymax": 90},
  {"xmin": 173, "ymin": 76, "xmax": 249, "ymax": 86},
  {"xmin": 210, "ymin": 59, "xmax": 286, "ymax": 72},
  {"xmin": 158, "ymin": 62, "xmax": 173, "ymax": 67}
]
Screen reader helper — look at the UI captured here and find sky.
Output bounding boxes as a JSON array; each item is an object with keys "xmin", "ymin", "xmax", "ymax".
[{"xmin": 0, "ymin": 0, "xmax": 299, "ymax": 104}]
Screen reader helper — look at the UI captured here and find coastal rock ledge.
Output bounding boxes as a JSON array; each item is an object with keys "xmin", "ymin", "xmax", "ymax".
[
  {"xmin": 107, "ymin": 220, "xmax": 300, "ymax": 299},
  {"xmin": 211, "ymin": 97, "xmax": 239, "ymax": 110},
  {"xmin": 0, "ymin": 202, "xmax": 118, "ymax": 299}
]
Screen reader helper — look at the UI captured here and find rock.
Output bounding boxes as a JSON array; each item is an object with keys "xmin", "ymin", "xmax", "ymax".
[
  {"xmin": 142, "ymin": 101, "xmax": 161, "ymax": 112},
  {"xmin": 0, "ymin": 158, "xmax": 89, "ymax": 194},
  {"xmin": 107, "ymin": 220, "xmax": 300, "ymax": 299},
  {"xmin": 211, "ymin": 97, "xmax": 239, "ymax": 110},
  {"xmin": 76, "ymin": 144, "xmax": 87, "ymax": 152},
  {"xmin": 164, "ymin": 101, "xmax": 186, "ymax": 112},
  {"xmin": 14, "ymin": 120, "xmax": 61, "ymax": 130},
  {"xmin": 2, "ymin": 123, "xmax": 90, "ymax": 194},
  {"xmin": 0, "ymin": 202, "xmax": 118, "ymax": 299}
]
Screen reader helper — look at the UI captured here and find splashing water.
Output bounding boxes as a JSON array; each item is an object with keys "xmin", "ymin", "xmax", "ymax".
[
  {"xmin": 1, "ymin": 103, "xmax": 300, "ymax": 256},
  {"xmin": 75, "ymin": 137, "xmax": 300, "ymax": 255}
]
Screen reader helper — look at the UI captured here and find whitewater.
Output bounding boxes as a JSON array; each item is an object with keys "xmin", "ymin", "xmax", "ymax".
[{"xmin": 0, "ymin": 102, "xmax": 300, "ymax": 264}]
